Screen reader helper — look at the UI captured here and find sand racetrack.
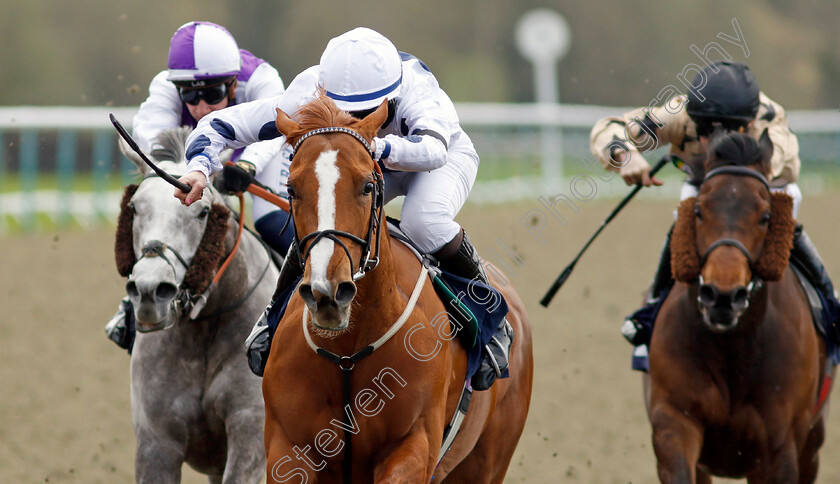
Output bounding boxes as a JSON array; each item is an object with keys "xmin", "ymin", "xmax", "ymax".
[{"xmin": 2, "ymin": 193, "xmax": 839, "ymax": 483}]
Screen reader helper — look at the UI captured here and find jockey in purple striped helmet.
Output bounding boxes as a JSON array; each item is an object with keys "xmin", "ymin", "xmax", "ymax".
[{"xmin": 106, "ymin": 21, "xmax": 294, "ymax": 353}]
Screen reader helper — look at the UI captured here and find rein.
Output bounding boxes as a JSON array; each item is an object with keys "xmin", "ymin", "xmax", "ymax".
[
  {"xmin": 290, "ymin": 126, "xmax": 385, "ymax": 280},
  {"xmin": 301, "ymin": 263, "xmax": 430, "ymax": 484},
  {"xmin": 186, "ymin": 192, "xmax": 248, "ymax": 320},
  {"xmin": 131, "ymin": 178, "xmax": 267, "ymax": 330}
]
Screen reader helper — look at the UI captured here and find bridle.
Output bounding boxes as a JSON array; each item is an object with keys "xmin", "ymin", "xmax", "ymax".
[
  {"xmin": 696, "ymin": 165, "xmax": 771, "ymax": 299},
  {"xmin": 289, "ymin": 127, "xmax": 385, "ymax": 281},
  {"xmin": 132, "ymin": 177, "xmax": 270, "ymax": 331}
]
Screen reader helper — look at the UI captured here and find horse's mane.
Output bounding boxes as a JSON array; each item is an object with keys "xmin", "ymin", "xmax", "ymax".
[
  {"xmin": 705, "ymin": 130, "xmax": 768, "ymax": 173},
  {"xmin": 149, "ymin": 126, "xmax": 192, "ymax": 163},
  {"xmin": 284, "ymin": 92, "xmax": 362, "ymax": 148}
]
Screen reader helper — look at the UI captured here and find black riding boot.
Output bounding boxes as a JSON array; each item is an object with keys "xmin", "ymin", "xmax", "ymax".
[
  {"xmin": 790, "ymin": 226, "xmax": 840, "ymax": 342},
  {"xmin": 435, "ymin": 229, "xmax": 513, "ymax": 391},
  {"xmin": 245, "ymin": 241, "xmax": 304, "ymax": 377},
  {"xmin": 621, "ymin": 225, "xmax": 675, "ymax": 346},
  {"xmin": 105, "ymin": 297, "xmax": 136, "ymax": 354}
]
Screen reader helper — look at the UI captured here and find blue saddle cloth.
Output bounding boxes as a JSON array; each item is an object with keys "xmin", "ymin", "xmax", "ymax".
[
  {"xmin": 434, "ymin": 269, "xmax": 510, "ymax": 382},
  {"xmin": 263, "ymin": 269, "xmax": 509, "ymax": 383}
]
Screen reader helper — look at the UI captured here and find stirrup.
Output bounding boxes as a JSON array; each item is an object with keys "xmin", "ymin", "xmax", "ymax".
[
  {"xmin": 472, "ymin": 319, "xmax": 513, "ymax": 391},
  {"xmin": 245, "ymin": 304, "xmax": 273, "ymax": 377},
  {"xmin": 621, "ymin": 318, "xmax": 650, "ymax": 346},
  {"xmin": 105, "ymin": 297, "xmax": 135, "ymax": 354}
]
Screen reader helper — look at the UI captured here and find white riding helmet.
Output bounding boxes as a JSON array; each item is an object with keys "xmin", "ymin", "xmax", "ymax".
[
  {"xmin": 319, "ymin": 27, "xmax": 402, "ymax": 112},
  {"xmin": 167, "ymin": 21, "xmax": 241, "ymax": 85}
]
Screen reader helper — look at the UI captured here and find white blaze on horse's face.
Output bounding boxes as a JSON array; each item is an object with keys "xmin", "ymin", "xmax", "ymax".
[
  {"xmin": 310, "ymin": 149, "xmax": 340, "ymax": 289},
  {"xmin": 299, "ymin": 148, "xmax": 356, "ymax": 331}
]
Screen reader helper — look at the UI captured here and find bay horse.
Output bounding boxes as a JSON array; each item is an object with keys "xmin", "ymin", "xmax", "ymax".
[
  {"xmin": 262, "ymin": 95, "xmax": 533, "ymax": 483},
  {"xmin": 646, "ymin": 129, "xmax": 834, "ymax": 483},
  {"xmin": 115, "ymin": 127, "xmax": 279, "ymax": 482}
]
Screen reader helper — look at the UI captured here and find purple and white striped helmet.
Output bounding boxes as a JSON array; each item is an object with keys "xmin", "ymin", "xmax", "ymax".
[{"xmin": 167, "ymin": 21, "xmax": 241, "ymax": 85}]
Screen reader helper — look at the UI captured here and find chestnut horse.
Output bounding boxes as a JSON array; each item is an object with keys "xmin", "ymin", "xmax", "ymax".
[
  {"xmin": 261, "ymin": 95, "xmax": 533, "ymax": 483},
  {"xmin": 645, "ymin": 130, "xmax": 834, "ymax": 483}
]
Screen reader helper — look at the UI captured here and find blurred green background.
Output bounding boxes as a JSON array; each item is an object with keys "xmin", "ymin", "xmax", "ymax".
[
  {"xmin": 1, "ymin": 0, "xmax": 839, "ymax": 232},
  {"xmin": 1, "ymin": 0, "xmax": 838, "ymax": 109}
]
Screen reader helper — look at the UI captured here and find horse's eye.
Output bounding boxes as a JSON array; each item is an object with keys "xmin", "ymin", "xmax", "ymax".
[
  {"xmin": 363, "ymin": 182, "xmax": 375, "ymax": 196},
  {"xmin": 129, "ymin": 202, "xmax": 137, "ymax": 215},
  {"xmin": 198, "ymin": 206, "xmax": 210, "ymax": 219},
  {"xmin": 694, "ymin": 204, "xmax": 702, "ymax": 221},
  {"xmin": 286, "ymin": 185, "xmax": 296, "ymax": 199},
  {"xmin": 759, "ymin": 211, "xmax": 771, "ymax": 226}
]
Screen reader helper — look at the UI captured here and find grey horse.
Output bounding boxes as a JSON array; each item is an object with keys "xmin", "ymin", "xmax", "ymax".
[{"xmin": 116, "ymin": 127, "xmax": 279, "ymax": 483}]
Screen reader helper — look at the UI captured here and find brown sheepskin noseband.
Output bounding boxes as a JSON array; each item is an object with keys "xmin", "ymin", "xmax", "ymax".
[
  {"xmin": 671, "ymin": 192, "xmax": 795, "ymax": 282},
  {"xmin": 114, "ymin": 184, "xmax": 231, "ymax": 295},
  {"xmin": 115, "ymin": 184, "xmax": 139, "ymax": 277}
]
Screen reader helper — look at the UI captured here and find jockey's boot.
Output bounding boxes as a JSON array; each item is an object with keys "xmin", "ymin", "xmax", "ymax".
[
  {"xmin": 790, "ymin": 226, "xmax": 840, "ymax": 342},
  {"xmin": 245, "ymin": 241, "xmax": 303, "ymax": 377},
  {"xmin": 435, "ymin": 229, "xmax": 513, "ymax": 391},
  {"xmin": 104, "ymin": 297, "xmax": 136, "ymax": 354},
  {"xmin": 621, "ymin": 226, "xmax": 674, "ymax": 346}
]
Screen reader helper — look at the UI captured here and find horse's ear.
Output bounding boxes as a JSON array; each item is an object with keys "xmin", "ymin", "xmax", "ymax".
[
  {"xmin": 757, "ymin": 128, "xmax": 774, "ymax": 176},
  {"xmin": 355, "ymin": 99, "xmax": 389, "ymax": 143},
  {"xmin": 671, "ymin": 197, "xmax": 701, "ymax": 282},
  {"xmin": 275, "ymin": 108, "xmax": 299, "ymax": 138},
  {"xmin": 753, "ymin": 192, "xmax": 795, "ymax": 281},
  {"xmin": 118, "ymin": 136, "xmax": 150, "ymax": 175}
]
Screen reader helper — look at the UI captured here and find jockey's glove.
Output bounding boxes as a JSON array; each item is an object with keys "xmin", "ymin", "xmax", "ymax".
[{"xmin": 217, "ymin": 160, "xmax": 256, "ymax": 194}]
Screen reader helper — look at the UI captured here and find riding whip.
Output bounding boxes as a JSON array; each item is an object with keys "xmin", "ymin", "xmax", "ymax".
[
  {"xmin": 110, "ymin": 114, "xmax": 191, "ymax": 193},
  {"xmin": 109, "ymin": 113, "xmax": 290, "ymax": 212},
  {"xmin": 539, "ymin": 154, "xmax": 677, "ymax": 307}
]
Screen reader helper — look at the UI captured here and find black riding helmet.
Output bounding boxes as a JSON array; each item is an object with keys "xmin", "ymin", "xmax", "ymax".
[{"xmin": 686, "ymin": 61, "xmax": 759, "ymax": 136}]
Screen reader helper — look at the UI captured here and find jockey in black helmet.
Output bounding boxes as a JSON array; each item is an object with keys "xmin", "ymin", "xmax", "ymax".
[{"xmin": 589, "ymin": 61, "xmax": 839, "ymax": 363}]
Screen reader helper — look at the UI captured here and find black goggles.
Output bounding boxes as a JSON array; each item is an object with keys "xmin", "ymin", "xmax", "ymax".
[{"xmin": 178, "ymin": 82, "xmax": 229, "ymax": 106}]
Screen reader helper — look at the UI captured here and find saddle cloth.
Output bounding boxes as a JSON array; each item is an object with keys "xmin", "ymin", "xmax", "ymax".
[{"xmin": 265, "ymin": 221, "xmax": 509, "ymax": 383}]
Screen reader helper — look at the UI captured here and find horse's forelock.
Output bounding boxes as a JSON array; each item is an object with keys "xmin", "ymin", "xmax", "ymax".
[
  {"xmin": 285, "ymin": 94, "xmax": 361, "ymax": 148},
  {"xmin": 705, "ymin": 131, "xmax": 764, "ymax": 171},
  {"xmin": 149, "ymin": 126, "xmax": 192, "ymax": 163}
]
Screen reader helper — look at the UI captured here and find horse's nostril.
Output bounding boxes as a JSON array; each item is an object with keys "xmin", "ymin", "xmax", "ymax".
[
  {"xmin": 155, "ymin": 282, "xmax": 178, "ymax": 301},
  {"xmin": 732, "ymin": 287, "xmax": 749, "ymax": 308},
  {"xmin": 299, "ymin": 284, "xmax": 316, "ymax": 307},
  {"xmin": 126, "ymin": 281, "xmax": 139, "ymax": 299},
  {"xmin": 699, "ymin": 284, "xmax": 717, "ymax": 306},
  {"xmin": 335, "ymin": 281, "xmax": 357, "ymax": 306}
]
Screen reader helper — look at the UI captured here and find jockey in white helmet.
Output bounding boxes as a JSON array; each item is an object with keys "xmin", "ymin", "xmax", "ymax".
[
  {"xmin": 106, "ymin": 21, "xmax": 293, "ymax": 352},
  {"xmin": 177, "ymin": 27, "xmax": 513, "ymax": 390}
]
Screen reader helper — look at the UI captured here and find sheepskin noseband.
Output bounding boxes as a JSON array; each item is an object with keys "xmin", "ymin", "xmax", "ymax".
[
  {"xmin": 114, "ymin": 184, "xmax": 231, "ymax": 295},
  {"xmin": 670, "ymin": 192, "xmax": 795, "ymax": 282}
]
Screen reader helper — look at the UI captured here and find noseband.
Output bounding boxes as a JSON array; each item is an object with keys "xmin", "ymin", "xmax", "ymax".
[
  {"xmin": 290, "ymin": 127, "xmax": 385, "ymax": 280},
  {"xmin": 698, "ymin": 166, "xmax": 770, "ymax": 268},
  {"xmin": 118, "ymin": 178, "xmax": 270, "ymax": 330},
  {"xmin": 696, "ymin": 165, "xmax": 773, "ymax": 303}
]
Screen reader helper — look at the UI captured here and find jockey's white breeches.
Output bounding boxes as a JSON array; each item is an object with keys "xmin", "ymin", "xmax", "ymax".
[{"xmin": 383, "ymin": 146, "xmax": 479, "ymax": 254}]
